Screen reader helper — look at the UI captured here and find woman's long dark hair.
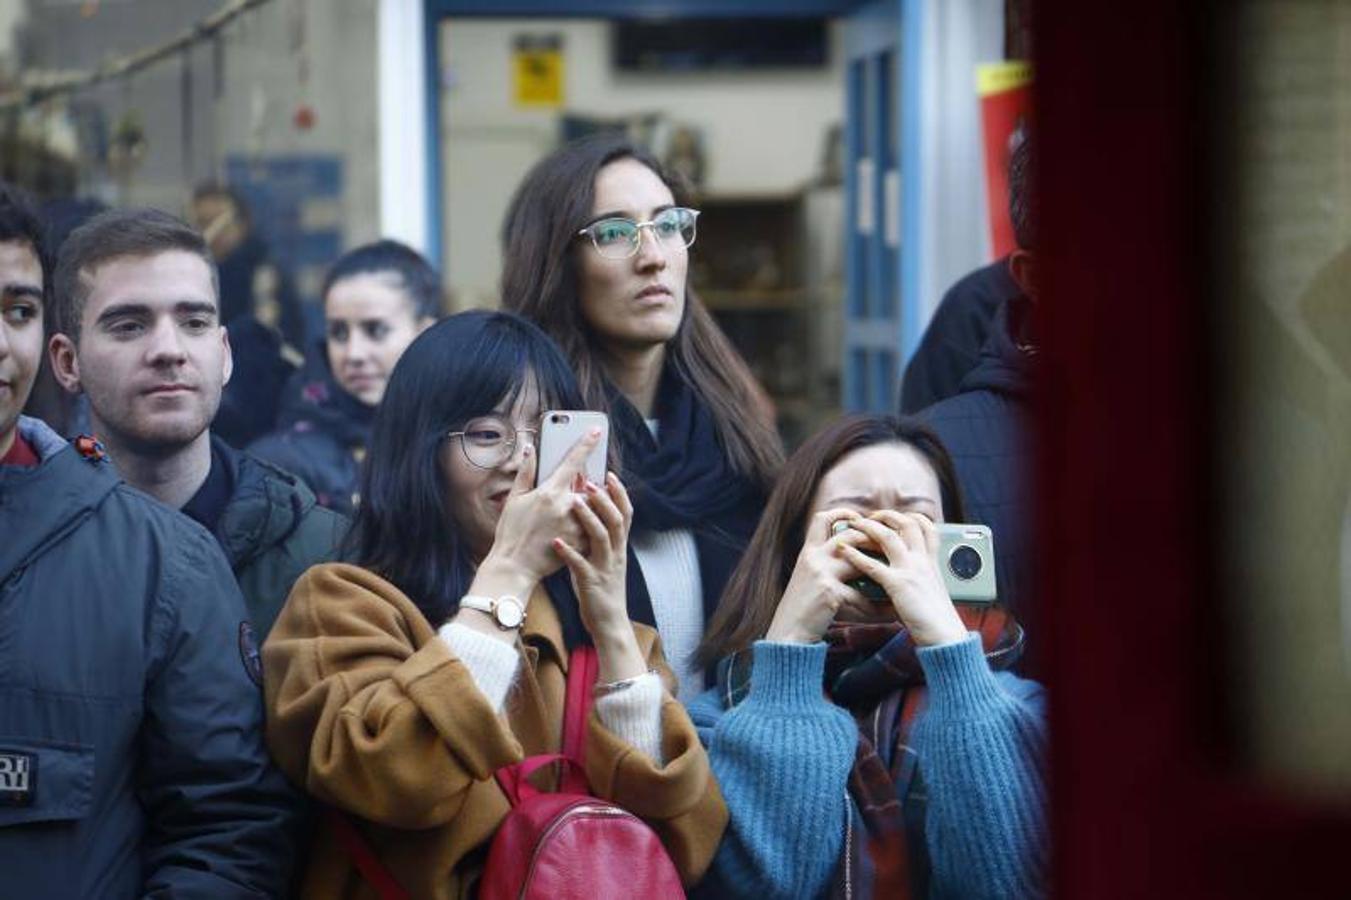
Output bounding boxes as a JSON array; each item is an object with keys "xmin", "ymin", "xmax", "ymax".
[
  {"xmin": 500, "ymin": 135, "xmax": 784, "ymax": 489},
  {"xmin": 343, "ymin": 310, "xmax": 586, "ymax": 625},
  {"xmin": 696, "ymin": 414, "xmax": 967, "ymax": 667}
]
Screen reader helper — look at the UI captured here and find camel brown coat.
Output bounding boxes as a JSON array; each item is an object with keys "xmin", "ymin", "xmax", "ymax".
[{"xmin": 264, "ymin": 563, "xmax": 727, "ymax": 899}]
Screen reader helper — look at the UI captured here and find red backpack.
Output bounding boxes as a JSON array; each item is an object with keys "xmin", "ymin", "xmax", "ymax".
[
  {"xmin": 332, "ymin": 645, "xmax": 685, "ymax": 900},
  {"xmin": 478, "ymin": 645, "xmax": 684, "ymax": 900}
]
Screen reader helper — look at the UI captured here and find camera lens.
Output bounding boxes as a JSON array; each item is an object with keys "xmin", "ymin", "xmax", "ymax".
[{"xmin": 948, "ymin": 544, "xmax": 983, "ymax": 581}]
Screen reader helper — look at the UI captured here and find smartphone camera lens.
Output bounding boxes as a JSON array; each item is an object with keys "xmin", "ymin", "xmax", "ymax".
[{"xmin": 948, "ymin": 544, "xmax": 983, "ymax": 581}]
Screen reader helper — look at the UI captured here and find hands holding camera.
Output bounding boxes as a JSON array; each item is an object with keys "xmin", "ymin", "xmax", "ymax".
[{"xmin": 765, "ymin": 509, "xmax": 970, "ymax": 648}]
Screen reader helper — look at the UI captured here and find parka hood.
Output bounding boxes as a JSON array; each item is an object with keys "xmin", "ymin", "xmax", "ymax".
[
  {"xmin": 957, "ymin": 294, "xmax": 1037, "ymax": 399},
  {"xmin": 213, "ymin": 435, "xmax": 320, "ymax": 571},
  {"xmin": 1, "ymin": 417, "xmax": 120, "ymax": 578}
]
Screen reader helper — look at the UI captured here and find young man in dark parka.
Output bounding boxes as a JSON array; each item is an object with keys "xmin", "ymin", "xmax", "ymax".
[
  {"xmin": 0, "ymin": 185, "xmax": 300, "ymax": 896},
  {"xmin": 48, "ymin": 206, "xmax": 346, "ymax": 638}
]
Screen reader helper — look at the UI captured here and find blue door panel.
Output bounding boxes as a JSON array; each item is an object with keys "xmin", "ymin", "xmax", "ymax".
[{"xmin": 843, "ymin": 0, "xmax": 904, "ymax": 412}]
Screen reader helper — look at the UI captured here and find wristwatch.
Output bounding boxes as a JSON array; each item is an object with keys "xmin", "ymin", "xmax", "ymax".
[{"xmin": 459, "ymin": 594, "xmax": 527, "ymax": 630}]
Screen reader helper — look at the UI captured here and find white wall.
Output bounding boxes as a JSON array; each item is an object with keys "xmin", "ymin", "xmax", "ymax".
[
  {"xmin": 439, "ymin": 18, "xmax": 844, "ymax": 309},
  {"xmin": 913, "ymin": 0, "xmax": 1006, "ymax": 328},
  {"xmin": 378, "ymin": 0, "xmax": 428, "ymax": 255},
  {"xmin": 0, "ymin": 2, "xmax": 23, "ymax": 68},
  {"xmin": 209, "ymin": 0, "xmax": 382, "ymax": 270}
]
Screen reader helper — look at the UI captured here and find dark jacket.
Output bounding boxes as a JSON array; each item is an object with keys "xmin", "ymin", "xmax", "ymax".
[
  {"xmin": 219, "ymin": 232, "xmax": 306, "ymax": 351},
  {"xmin": 0, "ymin": 417, "xmax": 300, "ymax": 899},
  {"xmin": 900, "ymin": 258, "xmax": 1020, "ymax": 413},
  {"xmin": 920, "ymin": 296, "xmax": 1038, "ymax": 670},
  {"xmin": 248, "ymin": 353, "xmax": 375, "ymax": 517},
  {"xmin": 213, "ymin": 234, "xmax": 307, "ymax": 450},
  {"xmin": 186, "ymin": 435, "xmax": 348, "ymax": 637},
  {"xmin": 214, "ymin": 317, "xmax": 299, "ymax": 449}
]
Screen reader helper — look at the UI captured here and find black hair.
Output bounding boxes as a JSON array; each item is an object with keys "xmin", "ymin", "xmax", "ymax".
[
  {"xmin": 322, "ymin": 239, "xmax": 443, "ymax": 322},
  {"xmin": 344, "ymin": 310, "xmax": 586, "ymax": 625},
  {"xmin": 52, "ymin": 207, "xmax": 217, "ymax": 340},
  {"xmin": 1009, "ymin": 135, "xmax": 1036, "ymax": 252},
  {"xmin": 0, "ymin": 181, "xmax": 50, "ymax": 301},
  {"xmin": 191, "ymin": 182, "xmax": 252, "ymax": 228},
  {"xmin": 41, "ymin": 197, "xmax": 107, "ymax": 259}
]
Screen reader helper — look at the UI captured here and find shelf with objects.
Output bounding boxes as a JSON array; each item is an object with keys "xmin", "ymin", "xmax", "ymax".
[{"xmin": 690, "ymin": 183, "xmax": 844, "ymax": 448}]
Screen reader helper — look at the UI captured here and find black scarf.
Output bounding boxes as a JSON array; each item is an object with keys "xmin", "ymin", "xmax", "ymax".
[
  {"xmin": 545, "ymin": 553, "xmax": 657, "ymax": 651},
  {"xmin": 609, "ymin": 364, "xmax": 766, "ymax": 625}
]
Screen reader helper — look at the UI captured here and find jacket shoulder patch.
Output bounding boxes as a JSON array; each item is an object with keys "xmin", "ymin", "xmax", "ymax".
[{"xmin": 238, "ymin": 621, "xmax": 264, "ymax": 687}]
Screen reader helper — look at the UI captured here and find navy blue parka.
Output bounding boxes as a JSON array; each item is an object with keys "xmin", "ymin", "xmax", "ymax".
[
  {"xmin": 920, "ymin": 295, "xmax": 1038, "ymax": 671},
  {"xmin": 0, "ymin": 417, "xmax": 300, "ymax": 898}
]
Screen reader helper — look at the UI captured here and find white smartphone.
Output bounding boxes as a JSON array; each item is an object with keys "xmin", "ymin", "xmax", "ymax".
[{"xmin": 535, "ymin": 410, "xmax": 609, "ymax": 488}]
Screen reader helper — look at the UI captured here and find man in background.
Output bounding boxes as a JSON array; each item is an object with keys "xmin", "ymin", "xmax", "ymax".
[
  {"xmin": 919, "ymin": 138, "xmax": 1039, "ymax": 671},
  {"xmin": 899, "ymin": 255, "xmax": 1021, "ymax": 413}
]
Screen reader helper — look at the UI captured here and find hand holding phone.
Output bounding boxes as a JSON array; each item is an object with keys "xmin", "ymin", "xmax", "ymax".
[{"xmin": 476, "ymin": 425, "xmax": 601, "ymax": 586}]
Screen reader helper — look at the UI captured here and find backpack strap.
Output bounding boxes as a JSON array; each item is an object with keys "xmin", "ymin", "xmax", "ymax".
[
  {"xmin": 493, "ymin": 644, "xmax": 599, "ymax": 803},
  {"xmin": 560, "ymin": 644, "xmax": 598, "ymax": 793},
  {"xmin": 495, "ymin": 753, "xmax": 591, "ymax": 805},
  {"xmin": 326, "ymin": 807, "xmax": 411, "ymax": 900}
]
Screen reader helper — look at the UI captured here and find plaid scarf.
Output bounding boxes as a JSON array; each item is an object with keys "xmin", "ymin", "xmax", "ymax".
[{"xmin": 719, "ymin": 605, "xmax": 1024, "ymax": 899}]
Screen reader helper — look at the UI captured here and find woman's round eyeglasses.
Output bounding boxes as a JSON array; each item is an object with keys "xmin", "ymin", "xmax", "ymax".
[
  {"xmin": 447, "ymin": 416, "xmax": 539, "ymax": 470},
  {"xmin": 576, "ymin": 207, "xmax": 700, "ymax": 260}
]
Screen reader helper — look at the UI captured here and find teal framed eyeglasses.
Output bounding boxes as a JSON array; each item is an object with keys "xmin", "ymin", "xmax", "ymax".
[{"xmin": 576, "ymin": 207, "xmax": 700, "ymax": 260}]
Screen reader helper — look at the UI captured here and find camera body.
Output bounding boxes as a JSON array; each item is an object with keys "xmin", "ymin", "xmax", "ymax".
[{"xmin": 830, "ymin": 520, "xmax": 998, "ymax": 604}]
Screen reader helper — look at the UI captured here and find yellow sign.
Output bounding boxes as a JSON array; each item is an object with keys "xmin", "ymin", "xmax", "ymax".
[
  {"xmin": 976, "ymin": 60, "xmax": 1033, "ymax": 97},
  {"xmin": 513, "ymin": 37, "xmax": 564, "ymax": 108}
]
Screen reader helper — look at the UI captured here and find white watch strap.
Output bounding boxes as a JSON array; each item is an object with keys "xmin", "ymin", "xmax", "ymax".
[
  {"xmin": 460, "ymin": 594, "xmax": 525, "ymax": 629},
  {"xmin": 459, "ymin": 594, "xmax": 494, "ymax": 615}
]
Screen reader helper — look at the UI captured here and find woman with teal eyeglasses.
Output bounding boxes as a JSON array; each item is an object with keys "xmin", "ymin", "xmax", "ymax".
[{"xmin": 501, "ymin": 136, "xmax": 784, "ymax": 702}]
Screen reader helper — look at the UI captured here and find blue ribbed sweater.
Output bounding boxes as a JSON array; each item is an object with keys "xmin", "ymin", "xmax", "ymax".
[{"xmin": 687, "ymin": 635, "xmax": 1047, "ymax": 899}]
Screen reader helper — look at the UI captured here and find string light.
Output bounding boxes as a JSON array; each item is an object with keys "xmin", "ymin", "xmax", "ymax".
[{"xmin": 0, "ymin": 0, "xmax": 277, "ymax": 112}]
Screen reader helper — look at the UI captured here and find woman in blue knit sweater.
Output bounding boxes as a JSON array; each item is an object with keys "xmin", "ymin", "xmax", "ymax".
[{"xmin": 689, "ymin": 414, "xmax": 1046, "ymax": 899}]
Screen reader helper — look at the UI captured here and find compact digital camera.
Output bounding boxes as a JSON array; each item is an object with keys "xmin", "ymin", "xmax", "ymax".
[{"xmin": 830, "ymin": 519, "xmax": 998, "ymax": 604}]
